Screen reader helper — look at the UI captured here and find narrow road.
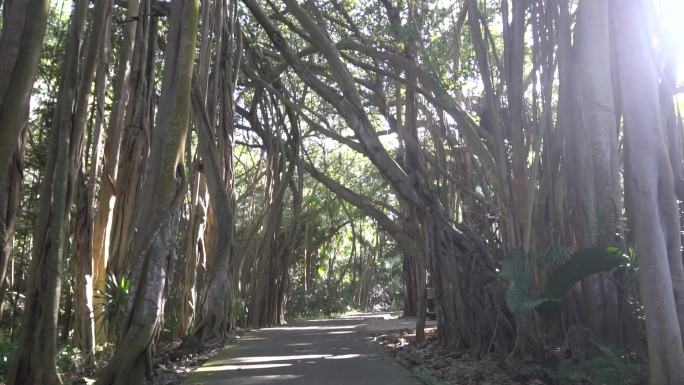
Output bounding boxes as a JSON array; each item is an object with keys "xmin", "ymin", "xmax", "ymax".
[{"xmin": 182, "ymin": 314, "xmax": 425, "ymax": 385}]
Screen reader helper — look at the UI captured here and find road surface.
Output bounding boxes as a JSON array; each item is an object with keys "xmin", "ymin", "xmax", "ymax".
[{"xmin": 182, "ymin": 313, "xmax": 428, "ymax": 385}]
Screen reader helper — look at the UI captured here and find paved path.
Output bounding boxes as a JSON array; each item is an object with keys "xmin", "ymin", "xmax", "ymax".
[{"xmin": 182, "ymin": 314, "xmax": 425, "ymax": 385}]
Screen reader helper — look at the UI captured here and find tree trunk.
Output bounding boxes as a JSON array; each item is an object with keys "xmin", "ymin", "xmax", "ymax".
[
  {"xmin": 181, "ymin": 79, "xmax": 235, "ymax": 346},
  {"xmin": 613, "ymin": 0, "xmax": 684, "ymax": 382},
  {"xmin": 8, "ymin": 1, "xmax": 89, "ymax": 383},
  {"xmin": 0, "ymin": 129, "xmax": 26, "ymax": 318},
  {"xmin": 0, "ymin": 0, "xmax": 48, "ymax": 313},
  {"xmin": 0, "ymin": 0, "xmax": 49, "ymax": 183},
  {"xmin": 176, "ymin": 164, "xmax": 207, "ymax": 338},
  {"xmin": 71, "ymin": 0, "xmax": 112, "ymax": 359},
  {"xmin": 563, "ymin": 0, "xmax": 621, "ymax": 343},
  {"xmin": 91, "ymin": 0, "xmax": 141, "ymax": 341},
  {"xmin": 96, "ymin": 0, "xmax": 198, "ymax": 382},
  {"xmin": 107, "ymin": 3, "xmax": 156, "ymax": 281},
  {"xmin": 402, "ymin": 254, "xmax": 417, "ymax": 316}
]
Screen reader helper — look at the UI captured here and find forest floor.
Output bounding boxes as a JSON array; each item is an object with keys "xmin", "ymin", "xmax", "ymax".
[
  {"xmin": 374, "ymin": 324, "xmax": 646, "ymax": 385},
  {"xmin": 149, "ymin": 335, "xmax": 242, "ymax": 385},
  {"xmin": 375, "ymin": 328, "xmax": 528, "ymax": 385}
]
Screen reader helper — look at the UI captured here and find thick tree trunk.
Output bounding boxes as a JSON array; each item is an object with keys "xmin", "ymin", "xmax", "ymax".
[
  {"xmin": 7, "ymin": 1, "xmax": 89, "ymax": 383},
  {"xmin": 107, "ymin": 4, "xmax": 156, "ymax": 281},
  {"xmin": 563, "ymin": 0, "xmax": 620, "ymax": 343},
  {"xmin": 504, "ymin": 0, "xmax": 529, "ymax": 251},
  {"xmin": 0, "ymin": 0, "xmax": 49, "ymax": 183},
  {"xmin": 402, "ymin": 254, "xmax": 417, "ymax": 317},
  {"xmin": 71, "ymin": 0, "xmax": 112, "ymax": 359},
  {"xmin": 91, "ymin": 0, "xmax": 141, "ymax": 341},
  {"xmin": 96, "ymin": 0, "xmax": 198, "ymax": 383},
  {"xmin": 181, "ymin": 80, "xmax": 235, "ymax": 346},
  {"xmin": 0, "ymin": 0, "xmax": 48, "ymax": 313},
  {"xmin": 613, "ymin": 0, "xmax": 684, "ymax": 383}
]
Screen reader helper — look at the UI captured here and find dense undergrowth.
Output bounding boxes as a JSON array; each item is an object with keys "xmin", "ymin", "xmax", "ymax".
[{"xmin": 378, "ymin": 329, "xmax": 646, "ymax": 385}]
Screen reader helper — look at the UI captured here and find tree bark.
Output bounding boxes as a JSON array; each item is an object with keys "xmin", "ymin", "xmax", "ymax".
[
  {"xmin": 0, "ymin": 129, "xmax": 26, "ymax": 318},
  {"xmin": 0, "ymin": 0, "xmax": 48, "ymax": 309},
  {"xmin": 613, "ymin": 0, "xmax": 684, "ymax": 382},
  {"xmin": 91, "ymin": 0, "xmax": 141, "ymax": 341},
  {"xmin": 71, "ymin": 0, "xmax": 113, "ymax": 359},
  {"xmin": 8, "ymin": 1, "xmax": 89, "ymax": 383},
  {"xmin": 0, "ymin": 0, "xmax": 49, "ymax": 183},
  {"xmin": 96, "ymin": 0, "xmax": 198, "ymax": 382},
  {"xmin": 569, "ymin": 0, "xmax": 620, "ymax": 343},
  {"xmin": 181, "ymin": 79, "xmax": 235, "ymax": 346}
]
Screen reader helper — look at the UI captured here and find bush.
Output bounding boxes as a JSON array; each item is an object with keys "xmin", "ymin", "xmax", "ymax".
[
  {"xmin": 0, "ymin": 331, "xmax": 17, "ymax": 377},
  {"xmin": 549, "ymin": 345, "xmax": 644, "ymax": 385}
]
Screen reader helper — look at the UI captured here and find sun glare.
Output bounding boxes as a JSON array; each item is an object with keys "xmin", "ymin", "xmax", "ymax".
[{"xmin": 658, "ymin": 0, "xmax": 684, "ymax": 86}]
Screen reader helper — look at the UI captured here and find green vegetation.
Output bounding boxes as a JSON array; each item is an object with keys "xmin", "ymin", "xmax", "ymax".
[{"xmin": 0, "ymin": 0, "xmax": 682, "ymax": 383}]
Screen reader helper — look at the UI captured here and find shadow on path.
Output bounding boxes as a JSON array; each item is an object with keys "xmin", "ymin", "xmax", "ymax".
[{"xmin": 182, "ymin": 314, "xmax": 424, "ymax": 385}]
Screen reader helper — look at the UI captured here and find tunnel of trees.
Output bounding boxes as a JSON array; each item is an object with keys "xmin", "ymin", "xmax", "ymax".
[{"xmin": 0, "ymin": 0, "xmax": 683, "ymax": 383}]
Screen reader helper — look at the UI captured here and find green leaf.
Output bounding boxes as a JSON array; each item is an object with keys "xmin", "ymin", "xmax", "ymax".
[
  {"xmin": 501, "ymin": 247, "xmax": 628, "ymax": 316},
  {"xmin": 538, "ymin": 247, "xmax": 628, "ymax": 316},
  {"xmin": 506, "ymin": 288, "xmax": 554, "ymax": 314},
  {"xmin": 501, "ymin": 249, "xmax": 548, "ymax": 314},
  {"xmin": 542, "ymin": 247, "xmax": 627, "ymax": 300}
]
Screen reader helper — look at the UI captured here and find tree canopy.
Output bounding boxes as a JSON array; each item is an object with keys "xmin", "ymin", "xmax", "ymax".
[{"xmin": 0, "ymin": 0, "xmax": 683, "ymax": 384}]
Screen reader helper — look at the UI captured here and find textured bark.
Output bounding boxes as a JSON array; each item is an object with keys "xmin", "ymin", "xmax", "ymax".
[
  {"xmin": 8, "ymin": 1, "xmax": 89, "ymax": 383},
  {"xmin": 0, "ymin": 0, "xmax": 49, "ymax": 183},
  {"xmin": 613, "ymin": 0, "xmax": 684, "ymax": 383},
  {"xmin": 179, "ymin": 0, "xmax": 239, "ymax": 346},
  {"xmin": 73, "ymin": 171, "xmax": 96, "ymax": 358},
  {"xmin": 107, "ymin": 2, "xmax": 156, "ymax": 281},
  {"xmin": 182, "ymin": 79, "xmax": 235, "ymax": 346},
  {"xmin": 0, "ymin": 0, "xmax": 47, "ymax": 312},
  {"xmin": 402, "ymin": 255, "xmax": 417, "ymax": 317},
  {"xmin": 91, "ymin": 0, "xmax": 141, "ymax": 341},
  {"xmin": 0, "ymin": 129, "xmax": 25, "ymax": 318},
  {"xmin": 96, "ymin": 0, "xmax": 198, "ymax": 382},
  {"xmin": 504, "ymin": 0, "xmax": 529, "ymax": 250},
  {"xmin": 71, "ymin": 0, "xmax": 113, "ymax": 358},
  {"xmin": 567, "ymin": 0, "xmax": 620, "ymax": 343},
  {"xmin": 176, "ymin": 165, "xmax": 207, "ymax": 338}
]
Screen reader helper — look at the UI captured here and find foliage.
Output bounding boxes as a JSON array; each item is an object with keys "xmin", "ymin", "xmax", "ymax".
[
  {"xmin": 538, "ymin": 247, "xmax": 628, "ymax": 316},
  {"xmin": 56, "ymin": 345, "xmax": 86, "ymax": 374},
  {"xmin": 549, "ymin": 345, "xmax": 643, "ymax": 385},
  {"xmin": 500, "ymin": 249, "xmax": 553, "ymax": 314},
  {"xmin": 0, "ymin": 331, "xmax": 16, "ymax": 376},
  {"xmin": 501, "ymin": 247, "xmax": 628, "ymax": 316},
  {"xmin": 94, "ymin": 273, "xmax": 130, "ymax": 337},
  {"xmin": 414, "ymin": 368, "xmax": 448, "ymax": 385}
]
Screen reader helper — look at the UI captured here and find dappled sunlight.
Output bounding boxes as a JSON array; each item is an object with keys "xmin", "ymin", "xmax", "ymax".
[
  {"xmin": 285, "ymin": 342, "xmax": 315, "ymax": 347},
  {"xmin": 236, "ymin": 336, "xmax": 266, "ymax": 341},
  {"xmin": 224, "ymin": 375, "xmax": 304, "ymax": 384},
  {"xmin": 327, "ymin": 330, "xmax": 355, "ymax": 335},
  {"xmin": 195, "ymin": 363, "xmax": 293, "ymax": 372},
  {"xmin": 339, "ymin": 311, "xmax": 401, "ymax": 320},
  {"xmin": 262, "ymin": 324, "xmax": 365, "ymax": 331},
  {"xmin": 183, "ymin": 374, "xmax": 306, "ymax": 385},
  {"xmin": 324, "ymin": 354, "xmax": 364, "ymax": 360},
  {"xmin": 213, "ymin": 354, "xmax": 332, "ymax": 364}
]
